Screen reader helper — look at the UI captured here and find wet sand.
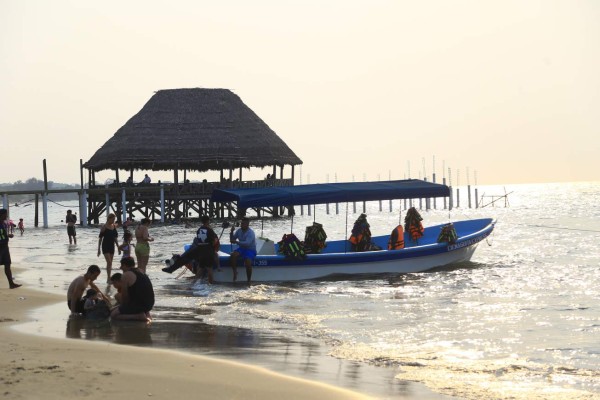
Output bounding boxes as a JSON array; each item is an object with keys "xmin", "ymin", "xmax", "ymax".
[
  {"xmin": 13, "ymin": 297, "xmax": 457, "ymax": 399},
  {"xmin": 4, "ymin": 239, "xmax": 458, "ymax": 400},
  {"xmin": 1, "ymin": 284, "xmax": 371, "ymax": 400}
]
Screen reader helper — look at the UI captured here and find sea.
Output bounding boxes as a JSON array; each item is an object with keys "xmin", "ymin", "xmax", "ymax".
[{"xmin": 6, "ymin": 181, "xmax": 600, "ymax": 400}]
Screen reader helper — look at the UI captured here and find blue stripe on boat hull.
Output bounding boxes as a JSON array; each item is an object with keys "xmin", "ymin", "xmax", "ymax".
[{"xmin": 211, "ymin": 218, "xmax": 494, "ymax": 282}]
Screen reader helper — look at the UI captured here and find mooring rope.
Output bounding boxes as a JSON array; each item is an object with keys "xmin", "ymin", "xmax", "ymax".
[
  {"xmin": 527, "ymin": 224, "xmax": 600, "ymax": 234},
  {"xmin": 47, "ymin": 199, "xmax": 73, "ymax": 208}
]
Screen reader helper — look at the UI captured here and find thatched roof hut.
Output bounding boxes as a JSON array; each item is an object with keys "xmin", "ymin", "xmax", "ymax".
[{"xmin": 83, "ymin": 88, "xmax": 302, "ymax": 173}]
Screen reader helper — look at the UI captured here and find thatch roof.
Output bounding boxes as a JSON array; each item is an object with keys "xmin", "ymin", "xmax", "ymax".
[{"xmin": 83, "ymin": 88, "xmax": 303, "ymax": 172}]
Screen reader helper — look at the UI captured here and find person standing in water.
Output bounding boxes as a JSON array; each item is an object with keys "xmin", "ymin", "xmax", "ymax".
[
  {"xmin": 229, "ymin": 217, "xmax": 256, "ymax": 284},
  {"xmin": 98, "ymin": 213, "xmax": 120, "ymax": 283},
  {"xmin": 134, "ymin": 218, "xmax": 153, "ymax": 274},
  {"xmin": 0, "ymin": 209, "xmax": 21, "ymax": 289},
  {"xmin": 65, "ymin": 209, "xmax": 77, "ymax": 245}
]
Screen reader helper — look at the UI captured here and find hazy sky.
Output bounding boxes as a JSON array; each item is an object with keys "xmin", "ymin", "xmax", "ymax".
[{"xmin": 1, "ymin": 0, "xmax": 598, "ymax": 186}]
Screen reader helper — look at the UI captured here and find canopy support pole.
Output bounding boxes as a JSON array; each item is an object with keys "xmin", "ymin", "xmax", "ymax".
[{"xmin": 344, "ymin": 202, "xmax": 349, "ymax": 253}]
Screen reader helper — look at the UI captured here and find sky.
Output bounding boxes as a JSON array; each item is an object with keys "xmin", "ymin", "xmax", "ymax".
[{"xmin": 1, "ymin": 0, "xmax": 599, "ymax": 186}]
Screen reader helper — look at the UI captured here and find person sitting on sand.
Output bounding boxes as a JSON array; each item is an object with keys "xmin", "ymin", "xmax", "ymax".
[
  {"xmin": 110, "ymin": 257, "xmax": 155, "ymax": 322},
  {"xmin": 67, "ymin": 265, "xmax": 109, "ymax": 316}
]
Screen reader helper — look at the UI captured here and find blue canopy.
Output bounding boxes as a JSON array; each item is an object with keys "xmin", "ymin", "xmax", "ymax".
[{"xmin": 211, "ymin": 179, "xmax": 450, "ymax": 208}]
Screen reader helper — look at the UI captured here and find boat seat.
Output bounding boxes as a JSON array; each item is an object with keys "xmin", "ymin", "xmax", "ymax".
[{"xmin": 256, "ymin": 238, "xmax": 276, "ymax": 255}]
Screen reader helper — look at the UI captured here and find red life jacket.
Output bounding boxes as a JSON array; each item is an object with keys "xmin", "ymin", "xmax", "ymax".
[{"xmin": 387, "ymin": 225, "xmax": 405, "ymax": 250}]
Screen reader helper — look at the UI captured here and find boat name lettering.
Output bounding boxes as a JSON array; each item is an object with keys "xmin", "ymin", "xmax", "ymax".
[{"xmin": 447, "ymin": 232, "xmax": 489, "ymax": 251}]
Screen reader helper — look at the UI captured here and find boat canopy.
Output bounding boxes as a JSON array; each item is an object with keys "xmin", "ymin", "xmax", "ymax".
[{"xmin": 211, "ymin": 179, "xmax": 450, "ymax": 208}]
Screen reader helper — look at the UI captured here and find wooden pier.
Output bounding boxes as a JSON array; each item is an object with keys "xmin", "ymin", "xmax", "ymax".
[{"xmin": 1, "ymin": 178, "xmax": 294, "ymax": 227}]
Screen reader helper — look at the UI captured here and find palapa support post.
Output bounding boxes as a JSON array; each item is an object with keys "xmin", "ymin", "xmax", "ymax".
[
  {"xmin": 105, "ymin": 191, "xmax": 110, "ymax": 219},
  {"xmin": 79, "ymin": 159, "xmax": 84, "ymax": 190},
  {"xmin": 160, "ymin": 185, "xmax": 165, "ymax": 223},
  {"xmin": 121, "ymin": 188, "xmax": 127, "ymax": 223},
  {"xmin": 2, "ymin": 194, "xmax": 7, "ymax": 210},
  {"xmin": 80, "ymin": 190, "xmax": 88, "ymax": 227}
]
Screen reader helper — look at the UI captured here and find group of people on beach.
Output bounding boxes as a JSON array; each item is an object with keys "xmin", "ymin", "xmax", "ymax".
[
  {"xmin": 67, "ymin": 256, "xmax": 155, "ymax": 322},
  {"xmin": 65, "ymin": 212, "xmax": 257, "ymax": 322},
  {"xmin": 65, "ymin": 210, "xmax": 157, "ymax": 321}
]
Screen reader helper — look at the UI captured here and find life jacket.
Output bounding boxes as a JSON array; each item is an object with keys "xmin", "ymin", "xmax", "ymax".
[
  {"xmin": 387, "ymin": 225, "xmax": 405, "ymax": 250},
  {"xmin": 349, "ymin": 214, "xmax": 372, "ymax": 252},
  {"xmin": 277, "ymin": 233, "xmax": 306, "ymax": 260},
  {"xmin": 437, "ymin": 223, "xmax": 457, "ymax": 244},
  {"xmin": 404, "ymin": 207, "xmax": 425, "ymax": 241},
  {"xmin": 304, "ymin": 222, "xmax": 327, "ymax": 254}
]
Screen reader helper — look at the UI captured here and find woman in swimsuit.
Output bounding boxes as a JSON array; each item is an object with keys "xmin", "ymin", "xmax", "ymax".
[
  {"xmin": 98, "ymin": 213, "xmax": 120, "ymax": 282},
  {"xmin": 134, "ymin": 218, "xmax": 154, "ymax": 274}
]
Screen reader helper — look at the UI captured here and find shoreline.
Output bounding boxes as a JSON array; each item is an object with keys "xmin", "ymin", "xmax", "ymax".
[
  {"xmin": 1, "ymin": 284, "xmax": 371, "ymax": 400},
  {"xmin": 1, "ymin": 277, "xmax": 460, "ymax": 400}
]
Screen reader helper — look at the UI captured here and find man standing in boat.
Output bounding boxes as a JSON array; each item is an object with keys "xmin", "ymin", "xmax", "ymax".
[{"xmin": 229, "ymin": 217, "xmax": 256, "ymax": 284}]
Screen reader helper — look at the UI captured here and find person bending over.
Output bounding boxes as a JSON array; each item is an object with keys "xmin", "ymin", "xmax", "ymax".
[{"xmin": 110, "ymin": 257, "xmax": 155, "ymax": 322}]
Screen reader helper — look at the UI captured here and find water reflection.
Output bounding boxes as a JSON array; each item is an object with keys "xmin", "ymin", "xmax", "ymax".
[{"xmin": 60, "ymin": 309, "xmax": 412, "ymax": 398}]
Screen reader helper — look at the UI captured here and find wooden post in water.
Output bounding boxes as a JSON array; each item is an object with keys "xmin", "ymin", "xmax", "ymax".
[
  {"xmin": 42, "ymin": 159, "xmax": 48, "ymax": 228},
  {"xmin": 34, "ymin": 193, "xmax": 39, "ymax": 227},
  {"xmin": 42, "ymin": 192, "xmax": 48, "ymax": 228},
  {"xmin": 468, "ymin": 185, "xmax": 472, "ymax": 208},
  {"xmin": 475, "ymin": 188, "xmax": 479, "ymax": 208}
]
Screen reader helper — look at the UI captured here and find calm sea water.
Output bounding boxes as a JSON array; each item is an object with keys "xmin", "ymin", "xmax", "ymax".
[{"xmin": 7, "ymin": 181, "xmax": 600, "ymax": 399}]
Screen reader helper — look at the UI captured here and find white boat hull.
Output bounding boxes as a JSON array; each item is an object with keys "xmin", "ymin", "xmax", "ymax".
[{"xmin": 209, "ymin": 218, "xmax": 494, "ymax": 283}]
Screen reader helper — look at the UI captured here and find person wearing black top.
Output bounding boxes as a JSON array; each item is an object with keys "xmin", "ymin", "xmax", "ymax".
[
  {"xmin": 0, "ymin": 209, "xmax": 21, "ymax": 289},
  {"xmin": 110, "ymin": 257, "xmax": 154, "ymax": 322}
]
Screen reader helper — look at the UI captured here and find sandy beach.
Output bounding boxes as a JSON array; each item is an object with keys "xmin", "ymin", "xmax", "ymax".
[{"xmin": 0, "ymin": 279, "xmax": 371, "ymax": 400}]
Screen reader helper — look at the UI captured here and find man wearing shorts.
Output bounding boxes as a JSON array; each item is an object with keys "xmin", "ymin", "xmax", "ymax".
[
  {"xmin": 110, "ymin": 257, "xmax": 155, "ymax": 322},
  {"xmin": 66, "ymin": 210, "xmax": 77, "ymax": 245},
  {"xmin": 66, "ymin": 265, "xmax": 106, "ymax": 315},
  {"xmin": 229, "ymin": 217, "xmax": 256, "ymax": 284}
]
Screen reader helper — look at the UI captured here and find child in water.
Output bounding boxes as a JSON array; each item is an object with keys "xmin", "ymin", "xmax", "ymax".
[
  {"xmin": 83, "ymin": 289, "xmax": 99, "ymax": 313},
  {"xmin": 17, "ymin": 219, "xmax": 24, "ymax": 235},
  {"xmin": 118, "ymin": 230, "xmax": 134, "ymax": 260}
]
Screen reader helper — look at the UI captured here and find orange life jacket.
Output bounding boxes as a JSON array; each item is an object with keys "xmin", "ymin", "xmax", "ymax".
[
  {"xmin": 408, "ymin": 222, "xmax": 424, "ymax": 240},
  {"xmin": 349, "ymin": 233, "xmax": 363, "ymax": 245},
  {"xmin": 387, "ymin": 225, "xmax": 405, "ymax": 250}
]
